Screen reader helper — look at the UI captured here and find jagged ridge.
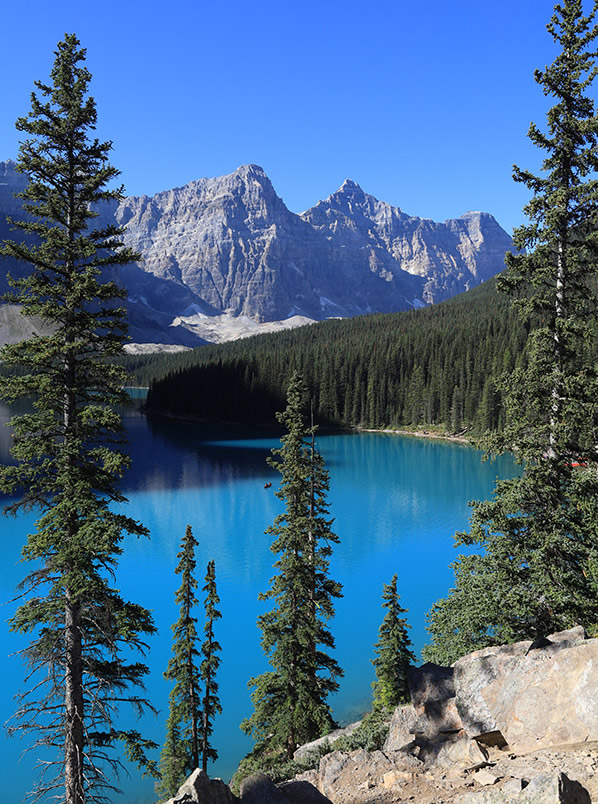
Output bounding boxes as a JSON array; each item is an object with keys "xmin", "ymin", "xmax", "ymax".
[{"xmin": 0, "ymin": 160, "xmax": 513, "ymax": 348}]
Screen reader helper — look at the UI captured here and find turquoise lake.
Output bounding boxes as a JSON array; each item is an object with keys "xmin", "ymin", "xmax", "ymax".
[{"xmin": 0, "ymin": 398, "xmax": 518, "ymax": 803}]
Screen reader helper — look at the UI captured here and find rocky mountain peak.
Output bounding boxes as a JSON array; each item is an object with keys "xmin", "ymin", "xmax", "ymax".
[
  {"xmin": 338, "ymin": 177, "xmax": 364, "ymax": 193},
  {"xmin": 329, "ymin": 177, "xmax": 370, "ymax": 207},
  {"xmin": 0, "ymin": 160, "xmax": 514, "ymax": 348},
  {"xmin": 0, "ymin": 158, "xmax": 18, "ymax": 177},
  {"xmin": 232, "ymin": 163, "xmax": 267, "ymax": 179},
  {"xmin": 168, "ymin": 163, "xmax": 287, "ymax": 226},
  {"xmin": 220, "ymin": 163, "xmax": 283, "ymax": 213},
  {"xmin": 222, "ymin": 163, "xmax": 273, "ymax": 195},
  {"xmin": 303, "ymin": 179, "xmax": 380, "ymax": 228}
]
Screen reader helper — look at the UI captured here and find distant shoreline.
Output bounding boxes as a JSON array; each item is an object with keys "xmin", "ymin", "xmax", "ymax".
[{"xmin": 355, "ymin": 426, "xmax": 473, "ymax": 444}]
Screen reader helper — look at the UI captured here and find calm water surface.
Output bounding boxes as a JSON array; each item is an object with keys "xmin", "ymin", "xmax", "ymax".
[{"xmin": 0, "ymin": 398, "xmax": 518, "ymax": 803}]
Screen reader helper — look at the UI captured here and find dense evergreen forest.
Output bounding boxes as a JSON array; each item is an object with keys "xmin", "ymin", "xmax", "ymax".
[{"xmin": 141, "ymin": 278, "xmax": 529, "ymax": 433}]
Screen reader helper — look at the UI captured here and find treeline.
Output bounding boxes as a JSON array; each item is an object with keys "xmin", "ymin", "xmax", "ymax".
[{"xmin": 143, "ymin": 278, "xmax": 528, "ymax": 433}]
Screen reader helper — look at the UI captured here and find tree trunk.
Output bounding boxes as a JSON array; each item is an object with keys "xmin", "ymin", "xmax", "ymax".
[
  {"xmin": 63, "ymin": 322, "xmax": 84, "ymax": 802},
  {"xmin": 65, "ymin": 590, "xmax": 84, "ymax": 804},
  {"xmin": 201, "ymin": 642, "xmax": 211, "ymax": 774},
  {"xmin": 189, "ymin": 668, "xmax": 199, "ymax": 770},
  {"xmin": 548, "ymin": 227, "xmax": 566, "ymax": 463},
  {"xmin": 185, "ymin": 572, "xmax": 199, "ymax": 770}
]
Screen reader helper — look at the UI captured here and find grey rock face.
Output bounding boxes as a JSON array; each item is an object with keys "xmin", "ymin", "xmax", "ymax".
[
  {"xmin": 453, "ymin": 639, "xmax": 533, "ymax": 739},
  {"xmin": 408, "ymin": 661, "xmax": 455, "ymax": 708},
  {"xmin": 113, "ymin": 165, "xmax": 430, "ymax": 322},
  {"xmin": 162, "ymin": 768, "xmax": 237, "ymax": 804},
  {"xmin": 293, "ymin": 720, "xmax": 362, "ymax": 761},
  {"xmin": 458, "ymin": 772, "xmax": 591, "ymax": 803},
  {"xmin": 277, "ymin": 779, "xmax": 333, "ymax": 804},
  {"xmin": 521, "ymin": 772, "xmax": 591, "ymax": 803},
  {"xmin": 453, "ymin": 626, "xmax": 589, "ymax": 750},
  {"xmin": 407, "ymin": 662, "xmax": 463, "ymax": 739},
  {"xmin": 0, "ymin": 160, "xmax": 513, "ymax": 347},
  {"xmin": 0, "ymin": 303, "xmax": 52, "ymax": 345},
  {"xmin": 238, "ymin": 772, "xmax": 330, "ymax": 804},
  {"xmin": 114, "ymin": 164, "xmax": 332, "ymax": 322},
  {"xmin": 410, "ymin": 626, "xmax": 595, "ymax": 758},
  {"xmin": 417, "ymin": 732, "xmax": 489, "ymax": 768},
  {"xmin": 238, "ymin": 772, "xmax": 289, "ymax": 804},
  {"xmin": 317, "ymin": 748, "xmax": 421, "ymax": 798},
  {"xmin": 481, "ymin": 636, "xmax": 598, "ymax": 753},
  {"xmin": 302, "ymin": 180, "xmax": 513, "ymax": 304},
  {"xmin": 383, "ymin": 703, "xmax": 418, "ymax": 751}
]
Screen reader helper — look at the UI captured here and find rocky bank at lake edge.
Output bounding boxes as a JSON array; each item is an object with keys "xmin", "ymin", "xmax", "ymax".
[{"xmin": 162, "ymin": 626, "xmax": 598, "ymax": 803}]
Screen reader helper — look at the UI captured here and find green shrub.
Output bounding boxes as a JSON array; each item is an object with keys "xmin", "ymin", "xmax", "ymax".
[
  {"xmin": 332, "ymin": 709, "xmax": 391, "ymax": 753},
  {"xmin": 229, "ymin": 741, "xmax": 333, "ymax": 794},
  {"xmin": 231, "ymin": 710, "xmax": 392, "ymax": 793}
]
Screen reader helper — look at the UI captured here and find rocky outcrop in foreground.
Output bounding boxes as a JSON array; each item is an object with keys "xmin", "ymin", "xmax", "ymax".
[
  {"xmin": 163, "ymin": 627, "xmax": 598, "ymax": 804},
  {"xmin": 161, "ymin": 768, "xmax": 332, "ymax": 804}
]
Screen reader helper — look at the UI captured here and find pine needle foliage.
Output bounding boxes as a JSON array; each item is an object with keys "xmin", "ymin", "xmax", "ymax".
[
  {"xmin": 425, "ymin": 0, "xmax": 598, "ymax": 665},
  {"xmin": 156, "ymin": 719, "xmax": 187, "ymax": 803},
  {"xmin": 0, "ymin": 34, "xmax": 157, "ymax": 804},
  {"xmin": 158, "ymin": 525, "xmax": 202, "ymax": 798},
  {"xmin": 200, "ymin": 559, "xmax": 222, "ymax": 774},
  {"xmin": 242, "ymin": 372, "xmax": 343, "ymax": 760},
  {"xmin": 372, "ymin": 575, "xmax": 415, "ymax": 711}
]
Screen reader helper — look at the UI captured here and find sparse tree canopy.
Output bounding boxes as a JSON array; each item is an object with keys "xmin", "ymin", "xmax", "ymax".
[
  {"xmin": 0, "ymin": 33, "xmax": 157, "ymax": 804},
  {"xmin": 425, "ymin": 0, "xmax": 598, "ymax": 665}
]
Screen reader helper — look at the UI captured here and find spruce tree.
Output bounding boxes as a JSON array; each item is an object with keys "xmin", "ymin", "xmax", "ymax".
[
  {"xmin": 0, "ymin": 34, "xmax": 157, "ymax": 804},
  {"xmin": 425, "ymin": 0, "xmax": 598, "ymax": 664},
  {"xmin": 372, "ymin": 575, "xmax": 415, "ymax": 712},
  {"xmin": 156, "ymin": 718, "xmax": 187, "ymax": 802},
  {"xmin": 242, "ymin": 372, "xmax": 343, "ymax": 760},
  {"xmin": 158, "ymin": 525, "xmax": 202, "ymax": 798},
  {"xmin": 200, "ymin": 560, "xmax": 222, "ymax": 774}
]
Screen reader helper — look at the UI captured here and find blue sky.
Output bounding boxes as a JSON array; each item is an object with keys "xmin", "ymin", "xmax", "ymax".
[{"xmin": 0, "ymin": 0, "xmax": 578, "ymax": 234}]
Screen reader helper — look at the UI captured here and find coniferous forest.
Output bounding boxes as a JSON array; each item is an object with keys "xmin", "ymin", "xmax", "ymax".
[{"xmin": 142, "ymin": 277, "xmax": 530, "ymax": 434}]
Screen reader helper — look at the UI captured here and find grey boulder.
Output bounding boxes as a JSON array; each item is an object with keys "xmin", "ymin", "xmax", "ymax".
[
  {"xmin": 162, "ymin": 769, "xmax": 237, "ymax": 804},
  {"xmin": 383, "ymin": 703, "xmax": 418, "ymax": 751},
  {"xmin": 239, "ymin": 772, "xmax": 330, "ymax": 804},
  {"xmin": 453, "ymin": 626, "xmax": 588, "ymax": 748},
  {"xmin": 482, "ymin": 637, "xmax": 598, "ymax": 753}
]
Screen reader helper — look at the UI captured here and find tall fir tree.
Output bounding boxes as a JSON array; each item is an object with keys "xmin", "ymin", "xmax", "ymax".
[
  {"xmin": 425, "ymin": 0, "xmax": 598, "ymax": 665},
  {"xmin": 371, "ymin": 575, "xmax": 415, "ymax": 712},
  {"xmin": 158, "ymin": 525, "xmax": 202, "ymax": 799},
  {"xmin": 0, "ymin": 34, "xmax": 157, "ymax": 804},
  {"xmin": 200, "ymin": 560, "xmax": 222, "ymax": 774},
  {"xmin": 242, "ymin": 372, "xmax": 343, "ymax": 761}
]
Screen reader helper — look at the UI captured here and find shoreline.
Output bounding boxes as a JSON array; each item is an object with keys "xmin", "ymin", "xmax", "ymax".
[
  {"xmin": 355, "ymin": 426, "xmax": 473, "ymax": 444},
  {"xmin": 141, "ymin": 408, "xmax": 475, "ymax": 444},
  {"xmin": 140, "ymin": 404, "xmax": 476, "ymax": 445}
]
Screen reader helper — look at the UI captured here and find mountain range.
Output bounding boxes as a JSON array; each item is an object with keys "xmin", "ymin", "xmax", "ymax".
[{"xmin": 0, "ymin": 160, "xmax": 513, "ymax": 350}]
